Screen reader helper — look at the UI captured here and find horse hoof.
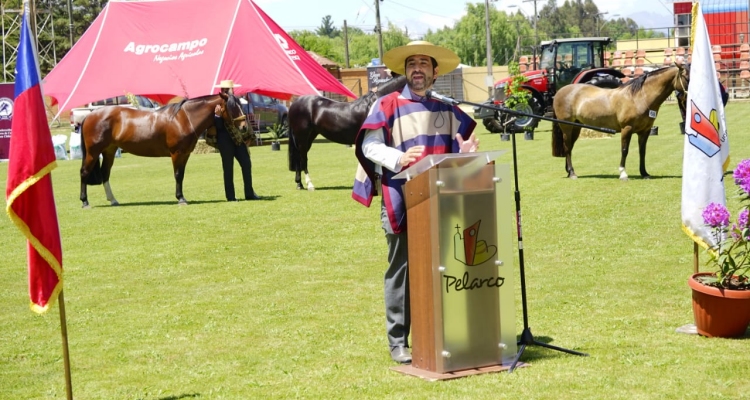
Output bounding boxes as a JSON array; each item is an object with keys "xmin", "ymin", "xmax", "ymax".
[
  {"xmin": 569, "ymin": 175, "xmax": 578, "ymax": 180},
  {"xmin": 296, "ymin": 184, "xmax": 304, "ymax": 190},
  {"xmin": 110, "ymin": 201, "xmax": 120, "ymax": 206},
  {"xmin": 642, "ymin": 175, "xmax": 651, "ymax": 180},
  {"xmin": 307, "ymin": 185, "xmax": 315, "ymax": 192},
  {"xmin": 82, "ymin": 203, "xmax": 91, "ymax": 209},
  {"xmin": 178, "ymin": 199, "xmax": 188, "ymax": 205},
  {"xmin": 620, "ymin": 176, "xmax": 629, "ymax": 181}
]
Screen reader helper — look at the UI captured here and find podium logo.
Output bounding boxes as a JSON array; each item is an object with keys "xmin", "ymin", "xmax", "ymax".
[
  {"xmin": 444, "ymin": 220, "xmax": 505, "ymax": 293},
  {"xmin": 453, "ymin": 220, "xmax": 497, "ymax": 266}
]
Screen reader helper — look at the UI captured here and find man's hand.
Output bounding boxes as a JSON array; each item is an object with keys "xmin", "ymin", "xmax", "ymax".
[
  {"xmin": 398, "ymin": 145, "xmax": 425, "ymax": 167},
  {"xmin": 457, "ymin": 133, "xmax": 479, "ymax": 153},
  {"xmin": 214, "ymin": 105, "xmax": 221, "ymax": 115}
]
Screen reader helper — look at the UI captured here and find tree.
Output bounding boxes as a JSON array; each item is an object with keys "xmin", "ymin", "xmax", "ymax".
[
  {"xmin": 382, "ymin": 23, "xmax": 410, "ymax": 55},
  {"xmin": 292, "ymin": 22, "xmax": 410, "ymax": 68},
  {"xmin": 316, "ymin": 15, "xmax": 340, "ymax": 38},
  {"xmin": 425, "ymin": 4, "xmax": 519, "ymax": 67}
]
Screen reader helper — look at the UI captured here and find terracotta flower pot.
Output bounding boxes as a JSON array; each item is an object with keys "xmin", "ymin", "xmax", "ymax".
[{"xmin": 688, "ymin": 272, "xmax": 750, "ymax": 338}]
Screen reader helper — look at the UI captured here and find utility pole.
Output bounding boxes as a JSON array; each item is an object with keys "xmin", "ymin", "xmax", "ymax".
[
  {"xmin": 374, "ymin": 0, "xmax": 384, "ymax": 62},
  {"xmin": 523, "ymin": 0, "xmax": 538, "ymax": 69},
  {"xmin": 484, "ymin": 0, "xmax": 494, "ymax": 97},
  {"xmin": 29, "ymin": 0, "xmax": 37, "ymax": 40},
  {"xmin": 595, "ymin": 12, "xmax": 608, "ymax": 37},
  {"xmin": 343, "ymin": 20, "xmax": 350, "ymax": 68},
  {"xmin": 67, "ymin": 0, "xmax": 74, "ymax": 45}
]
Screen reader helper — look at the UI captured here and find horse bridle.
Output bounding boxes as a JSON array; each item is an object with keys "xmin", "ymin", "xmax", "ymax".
[
  {"xmin": 220, "ymin": 95, "xmax": 248, "ymax": 134},
  {"xmin": 674, "ymin": 67, "xmax": 689, "ymax": 119},
  {"xmin": 674, "ymin": 69, "xmax": 689, "ymax": 93}
]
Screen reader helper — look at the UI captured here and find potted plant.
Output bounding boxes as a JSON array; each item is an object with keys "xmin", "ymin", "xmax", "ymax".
[
  {"xmin": 503, "ymin": 61, "xmax": 535, "ymax": 141},
  {"xmin": 267, "ymin": 123, "xmax": 283, "ymax": 151},
  {"xmin": 689, "ymin": 159, "xmax": 750, "ymax": 337}
]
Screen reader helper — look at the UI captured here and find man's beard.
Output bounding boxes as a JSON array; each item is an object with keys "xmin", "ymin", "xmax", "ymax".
[{"xmin": 408, "ymin": 73, "xmax": 431, "ymax": 91}]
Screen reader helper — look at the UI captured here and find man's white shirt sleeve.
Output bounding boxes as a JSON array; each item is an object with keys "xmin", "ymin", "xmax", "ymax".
[{"xmin": 362, "ymin": 128, "xmax": 404, "ymax": 173}]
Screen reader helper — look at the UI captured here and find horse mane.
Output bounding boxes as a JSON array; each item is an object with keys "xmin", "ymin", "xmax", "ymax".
[
  {"xmin": 226, "ymin": 94, "xmax": 238, "ymax": 111},
  {"xmin": 162, "ymin": 93, "xmax": 222, "ymax": 118},
  {"xmin": 162, "ymin": 100, "xmax": 186, "ymax": 117},
  {"xmin": 375, "ymin": 75, "xmax": 407, "ymax": 96},
  {"xmin": 361, "ymin": 75, "xmax": 407, "ymax": 109},
  {"xmin": 624, "ymin": 66, "xmax": 674, "ymax": 95}
]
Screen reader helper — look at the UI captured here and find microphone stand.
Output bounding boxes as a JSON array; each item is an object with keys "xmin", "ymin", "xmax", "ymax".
[
  {"xmin": 438, "ymin": 95, "xmax": 611, "ymax": 372},
  {"xmin": 440, "ymin": 96, "xmax": 617, "ymax": 134},
  {"xmin": 500, "ymin": 111, "xmax": 589, "ymax": 373}
]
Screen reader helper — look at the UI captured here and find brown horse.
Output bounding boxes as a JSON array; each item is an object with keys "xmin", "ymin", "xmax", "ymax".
[
  {"xmin": 287, "ymin": 76, "xmax": 406, "ymax": 190},
  {"xmin": 79, "ymin": 93, "xmax": 246, "ymax": 207},
  {"xmin": 552, "ymin": 64, "xmax": 689, "ymax": 180}
]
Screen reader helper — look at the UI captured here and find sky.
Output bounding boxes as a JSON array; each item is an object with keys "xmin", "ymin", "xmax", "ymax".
[{"xmin": 254, "ymin": 0, "xmax": 676, "ymax": 39}]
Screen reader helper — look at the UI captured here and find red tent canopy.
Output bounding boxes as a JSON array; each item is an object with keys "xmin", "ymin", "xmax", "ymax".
[{"xmin": 43, "ymin": 0, "xmax": 356, "ymax": 113}]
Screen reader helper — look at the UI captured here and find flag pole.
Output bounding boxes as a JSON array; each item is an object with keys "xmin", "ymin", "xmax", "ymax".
[
  {"xmin": 20, "ymin": 2, "xmax": 73, "ymax": 398},
  {"xmin": 58, "ymin": 290, "xmax": 73, "ymax": 400},
  {"xmin": 693, "ymin": 242, "xmax": 700, "ymax": 274}
]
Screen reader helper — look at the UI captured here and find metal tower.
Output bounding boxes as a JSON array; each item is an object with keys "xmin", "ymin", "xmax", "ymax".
[{"xmin": 1, "ymin": 0, "xmax": 58, "ymax": 83}]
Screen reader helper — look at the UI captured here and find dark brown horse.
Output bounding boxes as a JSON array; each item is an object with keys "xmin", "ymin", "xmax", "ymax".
[
  {"xmin": 79, "ymin": 93, "xmax": 246, "ymax": 207},
  {"xmin": 287, "ymin": 75, "xmax": 406, "ymax": 190},
  {"xmin": 552, "ymin": 64, "xmax": 689, "ymax": 180}
]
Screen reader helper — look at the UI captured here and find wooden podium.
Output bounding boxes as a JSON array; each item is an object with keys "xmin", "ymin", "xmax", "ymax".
[{"xmin": 392, "ymin": 152, "xmax": 519, "ymax": 380}]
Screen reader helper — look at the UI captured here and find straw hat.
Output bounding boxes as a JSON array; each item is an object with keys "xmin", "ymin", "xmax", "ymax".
[
  {"xmin": 214, "ymin": 79, "xmax": 242, "ymax": 89},
  {"xmin": 382, "ymin": 41, "xmax": 460, "ymax": 75}
]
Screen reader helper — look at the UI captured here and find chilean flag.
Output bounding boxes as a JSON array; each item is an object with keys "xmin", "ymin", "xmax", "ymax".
[
  {"xmin": 5, "ymin": 8, "xmax": 64, "ymax": 314},
  {"xmin": 681, "ymin": 1, "xmax": 730, "ymax": 250}
]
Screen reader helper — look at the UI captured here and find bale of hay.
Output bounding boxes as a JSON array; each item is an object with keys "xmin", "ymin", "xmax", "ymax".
[{"xmin": 193, "ymin": 139, "xmax": 218, "ymax": 154}]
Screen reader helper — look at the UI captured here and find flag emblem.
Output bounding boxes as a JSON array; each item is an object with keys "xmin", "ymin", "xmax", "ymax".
[
  {"xmin": 687, "ymin": 100, "xmax": 721, "ymax": 157},
  {"xmin": 0, "ymin": 97, "xmax": 13, "ymax": 120}
]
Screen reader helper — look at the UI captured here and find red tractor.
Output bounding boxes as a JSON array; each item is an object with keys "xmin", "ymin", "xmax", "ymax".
[{"xmin": 477, "ymin": 37, "xmax": 625, "ymax": 134}]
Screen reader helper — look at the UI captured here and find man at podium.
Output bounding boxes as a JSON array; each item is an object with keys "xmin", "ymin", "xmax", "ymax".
[{"xmin": 351, "ymin": 41, "xmax": 478, "ymax": 364}]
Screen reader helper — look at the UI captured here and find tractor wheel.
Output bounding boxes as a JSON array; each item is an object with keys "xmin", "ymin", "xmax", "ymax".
[
  {"xmin": 502, "ymin": 95, "xmax": 542, "ymax": 134},
  {"xmin": 587, "ymin": 74, "xmax": 622, "ymax": 88}
]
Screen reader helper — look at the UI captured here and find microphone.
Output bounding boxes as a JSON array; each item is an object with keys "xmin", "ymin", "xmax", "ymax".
[{"xmin": 425, "ymin": 90, "xmax": 459, "ymax": 106}]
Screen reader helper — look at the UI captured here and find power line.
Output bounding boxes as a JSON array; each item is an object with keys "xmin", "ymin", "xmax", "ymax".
[
  {"xmin": 284, "ymin": 24, "xmax": 376, "ymax": 32},
  {"xmin": 386, "ymin": 0, "xmax": 460, "ymax": 23}
]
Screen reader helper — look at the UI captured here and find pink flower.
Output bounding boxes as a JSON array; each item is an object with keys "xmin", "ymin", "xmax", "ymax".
[
  {"xmin": 733, "ymin": 159, "xmax": 750, "ymax": 195},
  {"xmin": 702, "ymin": 202, "xmax": 730, "ymax": 228},
  {"xmin": 739, "ymin": 209, "xmax": 749, "ymax": 228}
]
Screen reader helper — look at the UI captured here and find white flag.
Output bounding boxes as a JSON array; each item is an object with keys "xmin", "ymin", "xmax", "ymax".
[{"xmin": 681, "ymin": 1, "xmax": 730, "ymax": 249}]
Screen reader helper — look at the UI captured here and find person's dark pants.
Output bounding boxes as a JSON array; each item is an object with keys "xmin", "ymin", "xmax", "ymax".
[
  {"xmin": 217, "ymin": 133, "xmax": 254, "ymax": 200},
  {"xmin": 381, "ymin": 203, "xmax": 410, "ymax": 349}
]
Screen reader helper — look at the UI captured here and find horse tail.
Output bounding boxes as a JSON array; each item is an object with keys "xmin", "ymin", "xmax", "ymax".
[
  {"xmin": 287, "ymin": 125, "xmax": 300, "ymax": 172},
  {"xmin": 80, "ymin": 118, "xmax": 103, "ymax": 185},
  {"xmin": 551, "ymin": 117, "xmax": 566, "ymax": 158}
]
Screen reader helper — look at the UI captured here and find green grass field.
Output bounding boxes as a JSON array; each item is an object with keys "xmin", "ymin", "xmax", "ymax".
[{"xmin": 2, "ymin": 101, "xmax": 750, "ymax": 399}]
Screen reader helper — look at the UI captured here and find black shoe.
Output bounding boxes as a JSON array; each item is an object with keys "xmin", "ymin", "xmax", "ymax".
[
  {"xmin": 390, "ymin": 346, "xmax": 412, "ymax": 364},
  {"xmin": 245, "ymin": 193, "xmax": 261, "ymax": 200}
]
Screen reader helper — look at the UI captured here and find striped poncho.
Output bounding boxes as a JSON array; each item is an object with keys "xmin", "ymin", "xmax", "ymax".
[{"xmin": 352, "ymin": 86, "xmax": 476, "ymax": 234}]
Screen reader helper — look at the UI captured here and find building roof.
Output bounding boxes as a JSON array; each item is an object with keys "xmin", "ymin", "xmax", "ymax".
[{"xmin": 307, "ymin": 51, "xmax": 339, "ymax": 67}]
